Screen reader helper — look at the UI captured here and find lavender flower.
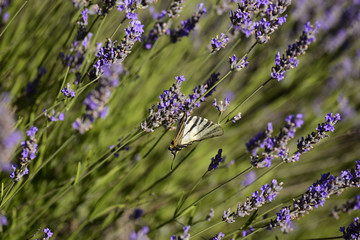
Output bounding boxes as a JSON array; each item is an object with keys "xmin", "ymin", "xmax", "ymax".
[
  {"xmin": 26, "ymin": 67, "xmax": 47, "ymax": 96},
  {"xmin": 254, "ymin": 1, "xmax": 290, "ymax": 44},
  {"xmin": 340, "ymin": 217, "xmax": 360, "ymax": 240},
  {"xmin": 271, "ymin": 22, "xmax": 320, "ymax": 81},
  {"xmin": 167, "ymin": 0, "xmax": 186, "ymax": 18},
  {"xmin": 129, "ymin": 208, "xmax": 144, "ymax": 220},
  {"xmin": 73, "ymin": 63, "xmax": 123, "ymax": 134},
  {"xmin": 170, "ymin": 225, "xmax": 190, "ymax": 240},
  {"xmin": 269, "ymin": 160, "xmax": 360, "ymax": 233},
  {"xmin": 61, "ymin": 83, "xmax": 76, "ymax": 97},
  {"xmin": 0, "ymin": 214, "xmax": 8, "ymax": 227},
  {"xmin": 90, "ymin": 16, "xmax": 143, "ymax": 80},
  {"xmin": 0, "ymin": 96, "xmax": 22, "ymax": 170},
  {"xmin": 209, "ymin": 232, "xmax": 224, "ymax": 240},
  {"xmin": 44, "ymin": 110, "xmax": 65, "ymax": 122},
  {"xmin": 241, "ymin": 171, "xmax": 256, "ymax": 187},
  {"xmin": 247, "ymin": 114, "xmax": 303, "ymax": 168},
  {"xmin": 10, "ymin": 164, "xmax": 29, "ymax": 181},
  {"xmin": 206, "ymin": 208, "xmax": 215, "ymax": 221},
  {"xmin": 19, "ymin": 126, "xmax": 38, "ymax": 167},
  {"xmin": 229, "ymin": 0, "xmax": 290, "ymax": 40},
  {"xmin": 141, "ymin": 74, "xmax": 219, "ymax": 132},
  {"xmin": 213, "ymin": 98, "xmax": 230, "ymax": 113},
  {"xmin": 169, "ymin": 4, "xmax": 206, "ymax": 43},
  {"xmin": 242, "ymin": 226, "xmax": 254, "ymax": 237},
  {"xmin": 223, "ymin": 179, "xmax": 283, "ymax": 223},
  {"xmin": 210, "ymin": 33, "xmax": 229, "ymax": 52},
  {"xmin": 332, "ymin": 194, "xmax": 360, "ymax": 219},
  {"xmin": 43, "ymin": 228, "xmax": 53, "ymax": 239},
  {"xmin": 229, "ymin": 55, "xmax": 249, "ymax": 71},
  {"xmin": 129, "ymin": 226, "xmax": 150, "ymax": 240},
  {"xmin": 60, "ymin": 7, "xmax": 92, "ymax": 74},
  {"xmin": 117, "ymin": 0, "xmax": 153, "ymax": 14},
  {"xmin": 291, "ymin": 112, "xmax": 340, "ymax": 162},
  {"xmin": 231, "ymin": 112, "xmax": 242, "ymax": 123},
  {"xmin": 208, "ymin": 149, "xmax": 224, "ymax": 171}
]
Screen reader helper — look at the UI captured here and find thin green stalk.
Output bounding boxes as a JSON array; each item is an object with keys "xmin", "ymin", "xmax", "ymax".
[
  {"xmin": 221, "ymin": 77, "xmax": 273, "ymax": 124},
  {"xmin": 110, "ymin": 16, "xmax": 127, "ymax": 39},
  {"xmin": 174, "ymin": 171, "xmax": 208, "ymax": 217},
  {"xmin": 176, "ymin": 166, "xmax": 253, "ymax": 218},
  {"xmin": 135, "ymin": 147, "xmax": 198, "ymax": 200},
  {"xmin": 0, "ymin": 1, "xmax": 28, "ymax": 38},
  {"xmin": 191, "ymin": 220, "xmax": 224, "ymax": 238}
]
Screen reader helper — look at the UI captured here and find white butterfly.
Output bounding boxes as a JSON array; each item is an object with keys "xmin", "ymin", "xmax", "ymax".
[{"xmin": 169, "ymin": 115, "xmax": 224, "ymax": 158}]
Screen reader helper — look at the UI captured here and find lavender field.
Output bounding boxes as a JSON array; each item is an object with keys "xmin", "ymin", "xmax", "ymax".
[{"xmin": 0, "ymin": 0, "xmax": 360, "ymax": 239}]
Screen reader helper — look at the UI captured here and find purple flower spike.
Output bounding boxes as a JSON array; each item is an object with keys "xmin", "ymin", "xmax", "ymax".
[
  {"xmin": 224, "ymin": 179, "xmax": 283, "ymax": 223},
  {"xmin": 208, "ymin": 149, "xmax": 224, "ymax": 171},
  {"xmin": 271, "ymin": 22, "xmax": 319, "ymax": 81},
  {"xmin": 229, "ymin": 55, "xmax": 249, "ymax": 71},
  {"xmin": 293, "ymin": 112, "xmax": 340, "ymax": 162},
  {"xmin": 247, "ymin": 114, "xmax": 303, "ymax": 168}
]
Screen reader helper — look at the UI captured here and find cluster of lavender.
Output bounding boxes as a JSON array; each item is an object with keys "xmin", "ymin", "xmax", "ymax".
[
  {"xmin": 246, "ymin": 114, "xmax": 304, "ymax": 168},
  {"xmin": 141, "ymin": 73, "xmax": 220, "ymax": 132},
  {"xmin": 73, "ymin": 63, "xmax": 123, "ymax": 134},
  {"xmin": 26, "ymin": 67, "xmax": 47, "ymax": 96},
  {"xmin": 269, "ymin": 160, "xmax": 360, "ymax": 233},
  {"xmin": 171, "ymin": 226, "xmax": 190, "ymax": 240},
  {"xmin": 242, "ymin": 226, "xmax": 254, "ymax": 237},
  {"xmin": 117, "ymin": 0, "xmax": 153, "ymax": 13},
  {"xmin": 206, "ymin": 208, "xmax": 215, "ymax": 221},
  {"xmin": 10, "ymin": 126, "xmax": 38, "ymax": 181},
  {"xmin": 44, "ymin": 110, "xmax": 65, "ymax": 122},
  {"xmin": 208, "ymin": 149, "xmax": 224, "ymax": 171},
  {"xmin": 144, "ymin": 3, "xmax": 206, "ymax": 49},
  {"xmin": 293, "ymin": 112, "xmax": 341, "ymax": 161},
  {"xmin": 169, "ymin": 4, "xmax": 206, "ymax": 43},
  {"xmin": 89, "ymin": 14, "xmax": 143, "ymax": 80},
  {"xmin": 61, "ymin": 83, "xmax": 76, "ymax": 98},
  {"xmin": 223, "ymin": 179, "xmax": 283, "ymax": 223},
  {"xmin": 292, "ymin": 1, "xmax": 360, "ymax": 53},
  {"xmin": 0, "ymin": 95, "xmax": 22, "ymax": 171},
  {"xmin": 0, "ymin": 214, "xmax": 8, "ymax": 228},
  {"xmin": 340, "ymin": 217, "xmax": 360, "ymax": 240},
  {"xmin": 209, "ymin": 232, "xmax": 224, "ymax": 240},
  {"xmin": 60, "ymin": 8, "xmax": 93, "ymax": 76},
  {"xmin": 332, "ymin": 194, "xmax": 360, "ymax": 219},
  {"xmin": 42, "ymin": 228, "xmax": 54, "ymax": 240},
  {"xmin": 0, "ymin": 0, "xmax": 11, "ymax": 27},
  {"xmin": 143, "ymin": 0, "xmax": 186, "ymax": 49},
  {"xmin": 229, "ymin": 55, "xmax": 249, "ymax": 71},
  {"xmin": 129, "ymin": 226, "xmax": 150, "ymax": 240},
  {"xmin": 270, "ymin": 22, "xmax": 319, "ymax": 81},
  {"xmin": 229, "ymin": 0, "xmax": 290, "ymax": 43},
  {"xmin": 210, "ymin": 33, "xmax": 229, "ymax": 53},
  {"xmin": 213, "ymin": 98, "xmax": 230, "ymax": 113}
]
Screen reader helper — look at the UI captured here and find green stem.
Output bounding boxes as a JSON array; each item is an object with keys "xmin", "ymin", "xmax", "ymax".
[
  {"xmin": 221, "ymin": 77, "xmax": 273, "ymax": 124},
  {"xmin": 0, "ymin": 1, "xmax": 28, "ymax": 39}
]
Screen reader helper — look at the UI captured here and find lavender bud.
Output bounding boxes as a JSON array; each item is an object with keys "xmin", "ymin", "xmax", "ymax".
[
  {"xmin": 209, "ymin": 232, "xmax": 224, "ymax": 240},
  {"xmin": 206, "ymin": 208, "xmax": 215, "ymax": 221},
  {"xmin": 229, "ymin": 55, "xmax": 249, "ymax": 71},
  {"xmin": 224, "ymin": 179, "xmax": 283, "ymax": 223},
  {"xmin": 340, "ymin": 217, "xmax": 360, "ymax": 240},
  {"xmin": 210, "ymin": 33, "xmax": 229, "ymax": 52},
  {"xmin": 271, "ymin": 22, "xmax": 320, "ymax": 81}
]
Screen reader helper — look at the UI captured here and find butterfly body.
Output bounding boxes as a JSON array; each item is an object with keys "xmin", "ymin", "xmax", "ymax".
[{"xmin": 169, "ymin": 115, "xmax": 224, "ymax": 158}]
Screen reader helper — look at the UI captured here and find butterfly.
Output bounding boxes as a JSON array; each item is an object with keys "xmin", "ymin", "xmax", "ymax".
[{"xmin": 169, "ymin": 115, "xmax": 224, "ymax": 159}]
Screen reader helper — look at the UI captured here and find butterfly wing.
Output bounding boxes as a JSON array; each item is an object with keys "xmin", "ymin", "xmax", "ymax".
[{"xmin": 180, "ymin": 116, "xmax": 223, "ymax": 145}]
